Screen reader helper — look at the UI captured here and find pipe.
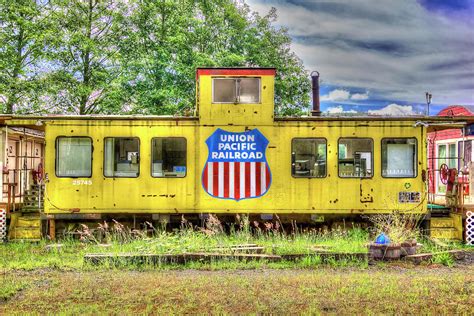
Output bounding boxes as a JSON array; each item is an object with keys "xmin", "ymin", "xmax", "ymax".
[{"xmin": 311, "ymin": 71, "xmax": 321, "ymax": 116}]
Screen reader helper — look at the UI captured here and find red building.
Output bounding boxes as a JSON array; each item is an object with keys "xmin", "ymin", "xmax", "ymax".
[{"xmin": 428, "ymin": 105, "xmax": 474, "ymax": 205}]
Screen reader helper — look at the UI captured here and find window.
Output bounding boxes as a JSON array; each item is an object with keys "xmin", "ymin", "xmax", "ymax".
[
  {"xmin": 436, "ymin": 142, "xmax": 458, "ymax": 193},
  {"xmin": 212, "ymin": 77, "xmax": 260, "ymax": 103},
  {"xmin": 437, "ymin": 144, "xmax": 447, "ymax": 193},
  {"xmin": 56, "ymin": 137, "xmax": 92, "ymax": 177},
  {"xmin": 152, "ymin": 138, "xmax": 187, "ymax": 177},
  {"xmin": 458, "ymin": 140, "xmax": 472, "ymax": 171},
  {"xmin": 104, "ymin": 137, "xmax": 139, "ymax": 177},
  {"xmin": 338, "ymin": 138, "xmax": 373, "ymax": 178},
  {"xmin": 291, "ymin": 138, "xmax": 326, "ymax": 177},
  {"xmin": 382, "ymin": 138, "xmax": 417, "ymax": 178},
  {"xmin": 448, "ymin": 143, "xmax": 456, "ymax": 168}
]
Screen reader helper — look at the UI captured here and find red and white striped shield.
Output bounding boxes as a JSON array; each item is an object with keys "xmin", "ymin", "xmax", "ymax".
[{"xmin": 202, "ymin": 129, "xmax": 272, "ymax": 201}]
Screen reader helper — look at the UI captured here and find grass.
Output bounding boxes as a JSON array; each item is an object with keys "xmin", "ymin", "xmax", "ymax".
[
  {"xmin": 1, "ymin": 217, "xmax": 373, "ymax": 271},
  {"xmin": 0, "ymin": 275, "xmax": 29, "ymax": 301},
  {"xmin": 0, "ymin": 267, "xmax": 472, "ymax": 314},
  {"xmin": 1, "ymin": 218, "xmax": 472, "ymax": 313},
  {"xmin": 0, "ymin": 233, "xmax": 369, "ymax": 271},
  {"xmin": 0, "ymin": 219, "xmax": 469, "ymax": 271},
  {"xmin": 416, "ymin": 237, "xmax": 472, "ymax": 253},
  {"xmin": 431, "ymin": 252, "xmax": 456, "ymax": 267}
]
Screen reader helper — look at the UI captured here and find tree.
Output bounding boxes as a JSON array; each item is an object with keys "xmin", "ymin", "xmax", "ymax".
[
  {"xmin": 1, "ymin": 0, "xmax": 311, "ymax": 115},
  {"xmin": 50, "ymin": 0, "xmax": 129, "ymax": 114},
  {"xmin": 0, "ymin": 0, "xmax": 55, "ymax": 114},
  {"xmin": 238, "ymin": 5, "xmax": 311, "ymax": 115},
  {"xmin": 121, "ymin": 0, "xmax": 311, "ymax": 115}
]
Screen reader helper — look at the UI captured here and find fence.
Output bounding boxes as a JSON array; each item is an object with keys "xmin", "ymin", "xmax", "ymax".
[{"xmin": 0, "ymin": 209, "xmax": 6, "ymax": 242}]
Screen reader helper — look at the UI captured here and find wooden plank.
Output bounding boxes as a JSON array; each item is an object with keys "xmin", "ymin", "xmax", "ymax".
[
  {"xmin": 212, "ymin": 244, "xmax": 258, "ymax": 248},
  {"xmin": 404, "ymin": 250, "xmax": 466, "ymax": 265},
  {"xmin": 281, "ymin": 252, "xmax": 368, "ymax": 262},
  {"xmin": 84, "ymin": 252, "xmax": 282, "ymax": 265},
  {"xmin": 209, "ymin": 246, "xmax": 265, "ymax": 254},
  {"xmin": 84, "ymin": 251, "xmax": 370, "ymax": 266}
]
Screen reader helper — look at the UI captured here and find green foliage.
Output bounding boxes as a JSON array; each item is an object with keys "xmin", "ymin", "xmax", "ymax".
[
  {"xmin": 1, "ymin": 0, "xmax": 310, "ymax": 115},
  {"xmin": 0, "ymin": 224, "xmax": 370, "ymax": 271},
  {"xmin": 0, "ymin": 0, "xmax": 56, "ymax": 114},
  {"xmin": 431, "ymin": 252, "xmax": 455, "ymax": 267},
  {"xmin": 0, "ymin": 276, "xmax": 29, "ymax": 301},
  {"xmin": 46, "ymin": 0, "xmax": 130, "ymax": 114}
]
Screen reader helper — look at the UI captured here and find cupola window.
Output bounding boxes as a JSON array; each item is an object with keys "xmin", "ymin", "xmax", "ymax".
[{"xmin": 212, "ymin": 77, "xmax": 260, "ymax": 104}]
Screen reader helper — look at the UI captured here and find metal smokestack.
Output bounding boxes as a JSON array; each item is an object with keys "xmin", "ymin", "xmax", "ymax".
[{"xmin": 311, "ymin": 71, "xmax": 321, "ymax": 116}]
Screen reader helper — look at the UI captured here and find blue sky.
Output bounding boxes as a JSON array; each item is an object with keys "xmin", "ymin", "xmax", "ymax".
[{"xmin": 247, "ymin": 0, "xmax": 474, "ymax": 115}]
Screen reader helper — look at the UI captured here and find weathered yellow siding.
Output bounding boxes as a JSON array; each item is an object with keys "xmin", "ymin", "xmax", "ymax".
[
  {"xmin": 43, "ymin": 69, "xmax": 427, "ymax": 215},
  {"xmin": 43, "ymin": 119, "xmax": 427, "ymax": 215}
]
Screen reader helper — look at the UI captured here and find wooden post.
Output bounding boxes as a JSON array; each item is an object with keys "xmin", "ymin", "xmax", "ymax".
[
  {"xmin": 49, "ymin": 219, "xmax": 56, "ymax": 241},
  {"xmin": 7, "ymin": 184, "xmax": 10, "ymax": 214}
]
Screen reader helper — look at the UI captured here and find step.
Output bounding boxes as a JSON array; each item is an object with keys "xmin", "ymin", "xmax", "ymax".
[
  {"xmin": 430, "ymin": 217, "xmax": 454, "ymax": 228},
  {"xmin": 23, "ymin": 197, "xmax": 42, "ymax": 201},
  {"xmin": 430, "ymin": 227, "xmax": 459, "ymax": 240},
  {"xmin": 8, "ymin": 239, "xmax": 41, "ymax": 243},
  {"xmin": 29, "ymin": 188, "xmax": 44, "ymax": 194},
  {"xmin": 30, "ymin": 184, "xmax": 45, "ymax": 190},
  {"xmin": 23, "ymin": 202, "xmax": 43, "ymax": 208},
  {"xmin": 24, "ymin": 194, "xmax": 43, "ymax": 198},
  {"xmin": 24, "ymin": 196, "xmax": 40, "ymax": 201},
  {"xmin": 23, "ymin": 199, "xmax": 43, "ymax": 204},
  {"xmin": 21, "ymin": 207, "xmax": 43, "ymax": 213},
  {"xmin": 9, "ymin": 227, "xmax": 41, "ymax": 240},
  {"xmin": 22, "ymin": 204, "xmax": 43, "ymax": 208},
  {"xmin": 16, "ymin": 216, "xmax": 41, "ymax": 228},
  {"xmin": 23, "ymin": 202, "xmax": 43, "ymax": 207}
]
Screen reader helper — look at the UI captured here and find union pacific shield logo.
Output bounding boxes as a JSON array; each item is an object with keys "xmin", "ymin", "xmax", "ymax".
[{"xmin": 202, "ymin": 128, "xmax": 271, "ymax": 201}]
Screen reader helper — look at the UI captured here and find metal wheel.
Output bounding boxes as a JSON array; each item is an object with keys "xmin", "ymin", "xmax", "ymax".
[{"xmin": 439, "ymin": 163, "xmax": 449, "ymax": 184}]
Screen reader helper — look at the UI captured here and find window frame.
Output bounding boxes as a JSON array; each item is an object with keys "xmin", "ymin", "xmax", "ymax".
[
  {"xmin": 55, "ymin": 136, "xmax": 93, "ymax": 178},
  {"xmin": 458, "ymin": 139, "xmax": 472, "ymax": 171},
  {"xmin": 381, "ymin": 137, "xmax": 418, "ymax": 179},
  {"xmin": 211, "ymin": 77, "xmax": 261, "ymax": 104},
  {"xmin": 337, "ymin": 137, "xmax": 374, "ymax": 179},
  {"xmin": 151, "ymin": 137, "xmax": 187, "ymax": 178},
  {"xmin": 103, "ymin": 137, "xmax": 141, "ymax": 178},
  {"xmin": 436, "ymin": 143, "xmax": 448, "ymax": 194},
  {"xmin": 291, "ymin": 137, "xmax": 327, "ymax": 178}
]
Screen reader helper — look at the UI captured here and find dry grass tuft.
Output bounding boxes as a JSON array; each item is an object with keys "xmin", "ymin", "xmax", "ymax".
[{"xmin": 366, "ymin": 211, "xmax": 423, "ymax": 244}]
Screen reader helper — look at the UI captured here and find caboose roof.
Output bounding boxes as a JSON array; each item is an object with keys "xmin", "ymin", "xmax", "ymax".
[
  {"xmin": 1, "ymin": 114, "xmax": 473, "ymax": 123},
  {"xmin": 196, "ymin": 67, "xmax": 276, "ymax": 79}
]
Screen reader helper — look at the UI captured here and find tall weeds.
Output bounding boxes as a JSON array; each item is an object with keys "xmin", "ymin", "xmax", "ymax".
[{"xmin": 365, "ymin": 211, "xmax": 423, "ymax": 244}]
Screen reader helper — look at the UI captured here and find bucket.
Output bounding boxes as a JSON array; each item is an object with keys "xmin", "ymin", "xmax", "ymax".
[
  {"xmin": 369, "ymin": 243, "xmax": 401, "ymax": 260},
  {"xmin": 369, "ymin": 243, "xmax": 385, "ymax": 260},
  {"xmin": 400, "ymin": 240, "xmax": 417, "ymax": 257},
  {"xmin": 383, "ymin": 244, "xmax": 401, "ymax": 260}
]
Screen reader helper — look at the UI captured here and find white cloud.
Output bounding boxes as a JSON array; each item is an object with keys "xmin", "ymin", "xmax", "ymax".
[
  {"xmin": 321, "ymin": 89, "xmax": 369, "ymax": 102},
  {"xmin": 247, "ymin": 0, "xmax": 474, "ymax": 104},
  {"xmin": 326, "ymin": 106, "xmax": 357, "ymax": 114},
  {"xmin": 320, "ymin": 89, "xmax": 350, "ymax": 101},
  {"xmin": 368, "ymin": 104, "xmax": 416, "ymax": 116},
  {"xmin": 351, "ymin": 92, "xmax": 369, "ymax": 100}
]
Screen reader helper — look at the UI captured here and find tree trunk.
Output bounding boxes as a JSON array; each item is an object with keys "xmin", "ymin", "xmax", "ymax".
[
  {"xmin": 79, "ymin": 0, "xmax": 94, "ymax": 115},
  {"xmin": 5, "ymin": 25, "xmax": 25, "ymax": 114}
]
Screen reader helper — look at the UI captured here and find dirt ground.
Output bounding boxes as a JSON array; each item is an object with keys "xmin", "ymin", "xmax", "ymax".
[{"xmin": 1, "ymin": 264, "xmax": 473, "ymax": 314}]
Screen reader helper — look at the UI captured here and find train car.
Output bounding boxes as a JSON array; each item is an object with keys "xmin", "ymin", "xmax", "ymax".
[
  {"xmin": 31, "ymin": 67, "xmax": 430, "ymax": 231},
  {"xmin": 15, "ymin": 68, "xmax": 474, "ymax": 240}
]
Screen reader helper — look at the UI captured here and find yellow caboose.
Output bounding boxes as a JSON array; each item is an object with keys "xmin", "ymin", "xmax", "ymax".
[{"xmin": 38, "ymin": 68, "xmax": 428, "ymax": 228}]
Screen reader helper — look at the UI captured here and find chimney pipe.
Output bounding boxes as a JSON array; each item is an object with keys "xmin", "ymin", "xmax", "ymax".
[{"xmin": 311, "ymin": 71, "xmax": 321, "ymax": 116}]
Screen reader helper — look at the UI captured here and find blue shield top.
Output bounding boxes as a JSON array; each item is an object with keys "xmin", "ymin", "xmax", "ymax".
[{"xmin": 205, "ymin": 128, "xmax": 269, "ymax": 163}]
